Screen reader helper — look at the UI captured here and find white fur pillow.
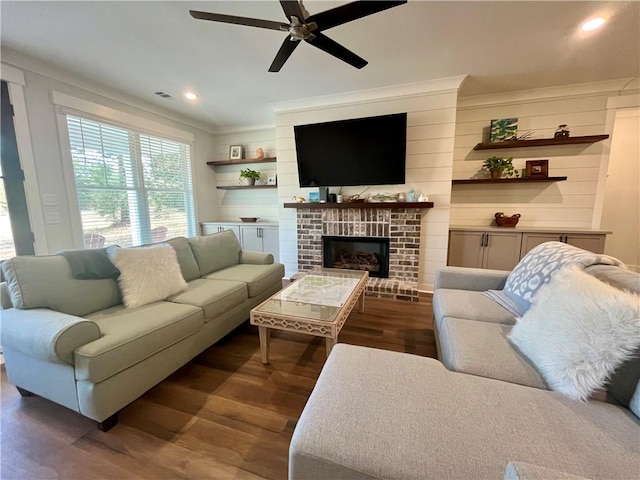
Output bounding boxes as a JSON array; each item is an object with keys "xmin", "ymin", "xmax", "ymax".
[
  {"xmin": 109, "ymin": 245, "xmax": 188, "ymax": 308},
  {"xmin": 508, "ymin": 265, "xmax": 640, "ymax": 401}
]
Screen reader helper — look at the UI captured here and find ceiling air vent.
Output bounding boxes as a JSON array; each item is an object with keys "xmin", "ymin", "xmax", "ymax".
[{"xmin": 154, "ymin": 91, "xmax": 174, "ymax": 100}]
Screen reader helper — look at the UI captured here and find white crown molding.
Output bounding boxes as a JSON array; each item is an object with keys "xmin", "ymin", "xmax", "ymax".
[
  {"xmin": 212, "ymin": 124, "xmax": 277, "ymax": 136},
  {"xmin": 271, "ymin": 76, "xmax": 468, "ymax": 114},
  {"xmin": 607, "ymin": 92, "xmax": 640, "ymax": 110},
  {"xmin": 458, "ymin": 78, "xmax": 636, "ymax": 109},
  {"xmin": 0, "ymin": 62, "xmax": 26, "ymax": 85},
  {"xmin": 1, "ymin": 49, "xmax": 216, "ymax": 134}
]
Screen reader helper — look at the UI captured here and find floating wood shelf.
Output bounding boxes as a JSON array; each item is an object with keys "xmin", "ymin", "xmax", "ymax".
[
  {"xmin": 473, "ymin": 135, "xmax": 609, "ymax": 150},
  {"xmin": 207, "ymin": 157, "xmax": 276, "ymax": 167},
  {"xmin": 217, "ymin": 185, "xmax": 278, "ymax": 190},
  {"xmin": 284, "ymin": 202, "xmax": 434, "ymax": 209},
  {"xmin": 452, "ymin": 177, "xmax": 568, "ymax": 185}
]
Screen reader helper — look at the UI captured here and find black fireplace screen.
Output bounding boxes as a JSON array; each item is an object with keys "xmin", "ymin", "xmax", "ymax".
[{"xmin": 322, "ymin": 236, "xmax": 390, "ymax": 278}]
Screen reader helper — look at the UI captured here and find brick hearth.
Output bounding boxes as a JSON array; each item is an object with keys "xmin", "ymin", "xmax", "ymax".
[{"xmin": 295, "ymin": 207, "xmax": 423, "ymax": 301}]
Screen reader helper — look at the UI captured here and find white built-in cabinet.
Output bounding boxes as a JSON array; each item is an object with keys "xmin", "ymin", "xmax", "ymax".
[
  {"xmin": 448, "ymin": 227, "xmax": 608, "ymax": 270},
  {"xmin": 201, "ymin": 222, "xmax": 279, "ymax": 263}
]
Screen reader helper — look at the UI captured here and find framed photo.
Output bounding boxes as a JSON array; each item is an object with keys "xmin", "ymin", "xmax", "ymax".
[
  {"xmin": 229, "ymin": 145, "xmax": 243, "ymax": 160},
  {"xmin": 490, "ymin": 118, "xmax": 518, "ymax": 142},
  {"xmin": 525, "ymin": 159, "xmax": 549, "ymax": 178},
  {"xmin": 266, "ymin": 173, "xmax": 277, "ymax": 185}
]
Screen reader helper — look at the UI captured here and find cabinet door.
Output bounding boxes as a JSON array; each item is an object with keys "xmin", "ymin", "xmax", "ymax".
[
  {"xmin": 483, "ymin": 232, "xmax": 522, "ymax": 270},
  {"xmin": 447, "ymin": 231, "xmax": 484, "ymax": 268},
  {"xmin": 261, "ymin": 227, "xmax": 280, "ymax": 263},
  {"xmin": 201, "ymin": 223, "xmax": 240, "ymax": 241},
  {"xmin": 241, "ymin": 226, "xmax": 263, "ymax": 253},
  {"xmin": 520, "ymin": 233, "xmax": 563, "ymax": 258},
  {"xmin": 566, "ymin": 234, "xmax": 606, "ymax": 254}
]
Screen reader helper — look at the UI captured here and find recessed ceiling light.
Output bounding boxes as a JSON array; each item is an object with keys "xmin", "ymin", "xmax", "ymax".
[
  {"xmin": 184, "ymin": 91, "xmax": 198, "ymax": 101},
  {"xmin": 582, "ymin": 17, "xmax": 605, "ymax": 31}
]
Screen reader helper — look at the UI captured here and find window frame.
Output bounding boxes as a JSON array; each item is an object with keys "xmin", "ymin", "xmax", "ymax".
[{"xmin": 54, "ymin": 93, "xmax": 196, "ymax": 249}]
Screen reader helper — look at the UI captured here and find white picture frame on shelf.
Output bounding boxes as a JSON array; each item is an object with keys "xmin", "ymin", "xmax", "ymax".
[
  {"xmin": 267, "ymin": 173, "xmax": 277, "ymax": 185},
  {"xmin": 229, "ymin": 145, "xmax": 243, "ymax": 160}
]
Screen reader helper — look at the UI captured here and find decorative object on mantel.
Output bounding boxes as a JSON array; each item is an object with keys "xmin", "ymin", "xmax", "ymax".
[
  {"xmin": 517, "ymin": 131, "xmax": 534, "ymax": 140},
  {"xmin": 418, "ymin": 194, "xmax": 429, "ymax": 202},
  {"xmin": 368, "ymin": 193, "xmax": 400, "ymax": 203},
  {"xmin": 483, "ymin": 156, "xmax": 519, "ymax": 179},
  {"xmin": 239, "ymin": 217, "xmax": 259, "ymax": 223},
  {"xmin": 230, "ymin": 145, "xmax": 243, "ymax": 160},
  {"xmin": 292, "ymin": 196, "xmax": 306, "ymax": 203},
  {"xmin": 255, "ymin": 147, "xmax": 265, "ymax": 159},
  {"xmin": 308, "ymin": 192, "xmax": 320, "ymax": 203},
  {"xmin": 490, "ymin": 118, "xmax": 518, "ymax": 142},
  {"xmin": 495, "ymin": 212, "xmax": 521, "ymax": 227},
  {"xmin": 554, "ymin": 124, "xmax": 570, "ymax": 138},
  {"xmin": 406, "ymin": 188, "xmax": 416, "ymax": 202},
  {"xmin": 239, "ymin": 168, "xmax": 261, "ymax": 185},
  {"xmin": 525, "ymin": 159, "xmax": 549, "ymax": 178}
]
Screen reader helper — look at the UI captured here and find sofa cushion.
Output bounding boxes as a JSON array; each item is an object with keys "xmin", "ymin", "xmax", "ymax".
[
  {"xmin": 1, "ymin": 255, "xmax": 121, "ymax": 317},
  {"xmin": 290, "ymin": 344, "xmax": 639, "ymax": 480},
  {"xmin": 109, "ymin": 245, "xmax": 188, "ymax": 308},
  {"xmin": 76, "ymin": 302, "xmax": 203, "ymax": 383},
  {"xmin": 188, "ymin": 230, "xmax": 241, "ymax": 276},
  {"xmin": 433, "ymin": 289, "xmax": 516, "ymax": 326},
  {"xmin": 437, "ymin": 317, "xmax": 548, "ymax": 390},
  {"xmin": 204, "ymin": 263, "xmax": 284, "ymax": 298},
  {"xmin": 509, "ymin": 265, "xmax": 640, "ymax": 401},
  {"xmin": 167, "ymin": 278, "xmax": 247, "ymax": 322},
  {"xmin": 165, "ymin": 237, "xmax": 201, "ymax": 282}
]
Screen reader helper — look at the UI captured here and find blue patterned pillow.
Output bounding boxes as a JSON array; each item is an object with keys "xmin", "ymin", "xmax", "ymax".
[{"xmin": 503, "ymin": 241, "xmax": 623, "ymax": 315}]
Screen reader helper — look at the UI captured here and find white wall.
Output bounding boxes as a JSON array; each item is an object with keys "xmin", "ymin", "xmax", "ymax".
[
  {"xmin": 601, "ymin": 108, "xmax": 640, "ymax": 268},
  {"xmin": 206, "ymin": 129, "xmax": 278, "ymax": 225},
  {"xmin": 2, "ymin": 54, "xmax": 218, "ymax": 254},
  {"xmin": 451, "ymin": 80, "xmax": 636, "ymax": 230},
  {"xmin": 274, "ymin": 78, "xmax": 466, "ymax": 290}
]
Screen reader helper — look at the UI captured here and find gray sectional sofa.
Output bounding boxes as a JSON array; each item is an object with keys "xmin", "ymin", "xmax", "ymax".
[
  {"xmin": 289, "ymin": 250, "xmax": 640, "ymax": 479},
  {"xmin": 1, "ymin": 230, "xmax": 284, "ymax": 430}
]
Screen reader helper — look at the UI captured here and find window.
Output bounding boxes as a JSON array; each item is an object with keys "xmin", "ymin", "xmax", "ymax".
[{"xmin": 66, "ymin": 115, "xmax": 195, "ymax": 248}]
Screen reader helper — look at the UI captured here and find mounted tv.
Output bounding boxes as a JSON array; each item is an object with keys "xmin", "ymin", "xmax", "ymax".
[{"xmin": 294, "ymin": 113, "xmax": 407, "ymax": 187}]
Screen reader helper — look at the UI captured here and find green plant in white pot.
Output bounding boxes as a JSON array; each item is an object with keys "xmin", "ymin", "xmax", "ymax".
[
  {"xmin": 239, "ymin": 168, "xmax": 261, "ymax": 186},
  {"xmin": 482, "ymin": 156, "xmax": 519, "ymax": 179}
]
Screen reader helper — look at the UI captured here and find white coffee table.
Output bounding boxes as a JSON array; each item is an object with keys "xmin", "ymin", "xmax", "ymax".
[{"xmin": 250, "ymin": 268, "xmax": 368, "ymax": 364}]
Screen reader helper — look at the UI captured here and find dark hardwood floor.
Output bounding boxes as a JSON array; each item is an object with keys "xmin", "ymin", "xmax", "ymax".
[{"xmin": 1, "ymin": 297, "xmax": 435, "ymax": 480}]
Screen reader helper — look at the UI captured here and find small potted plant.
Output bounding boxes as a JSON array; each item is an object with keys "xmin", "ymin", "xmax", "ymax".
[
  {"xmin": 239, "ymin": 168, "xmax": 261, "ymax": 186},
  {"xmin": 482, "ymin": 156, "xmax": 519, "ymax": 179}
]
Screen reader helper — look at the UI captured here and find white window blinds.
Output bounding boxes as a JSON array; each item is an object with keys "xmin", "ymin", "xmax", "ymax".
[{"xmin": 66, "ymin": 115, "xmax": 195, "ymax": 248}]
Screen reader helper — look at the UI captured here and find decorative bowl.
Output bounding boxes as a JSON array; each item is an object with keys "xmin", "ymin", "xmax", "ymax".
[
  {"xmin": 494, "ymin": 212, "xmax": 521, "ymax": 227},
  {"xmin": 239, "ymin": 217, "xmax": 259, "ymax": 223}
]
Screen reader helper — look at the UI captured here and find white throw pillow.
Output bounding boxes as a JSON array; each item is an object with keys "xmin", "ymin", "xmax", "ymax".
[
  {"xmin": 109, "ymin": 244, "xmax": 188, "ymax": 308},
  {"xmin": 508, "ymin": 265, "xmax": 640, "ymax": 401}
]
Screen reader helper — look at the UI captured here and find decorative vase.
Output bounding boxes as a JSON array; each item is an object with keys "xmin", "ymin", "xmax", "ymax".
[
  {"xmin": 490, "ymin": 168, "xmax": 503, "ymax": 179},
  {"xmin": 245, "ymin": 178, "xmax": 255, "ymax": 186}
]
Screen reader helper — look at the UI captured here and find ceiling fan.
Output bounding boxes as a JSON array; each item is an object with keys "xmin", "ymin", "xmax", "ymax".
[{"xmin": 190, "ymin": 1, "xmax": 407, "ymax": 72}]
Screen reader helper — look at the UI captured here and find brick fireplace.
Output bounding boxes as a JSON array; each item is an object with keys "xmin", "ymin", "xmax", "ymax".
[{"xmin": 293, "ymin": 205, "xmax": 426, "ymax": 301}]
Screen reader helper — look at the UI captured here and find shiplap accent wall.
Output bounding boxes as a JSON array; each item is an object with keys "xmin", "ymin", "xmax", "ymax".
[
  {"xmin": 451, "ymin": 80, "xmax": 633, "ymax": 229},
  {"xmin": 208, "ymin": 129, "xmax": 278, "ymax": 224},
  {"xmin": 273, "ymin": 78, "xmax": 466, "ymax": 290}
]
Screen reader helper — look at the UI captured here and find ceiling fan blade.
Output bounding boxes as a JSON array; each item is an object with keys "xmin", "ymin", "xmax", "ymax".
[
  {"xmin": 269, "ymin": 38, "xmax": 302, "ymax": 72},
  {"xmin": 190, "ymin": 10, "xmax": 288, "ymax": 31},
  {"xmin": 306, "ymin": 1, "xmax": 407, "ymax": 31},
  {"xmin": 279, "ymin": 0, "xmax": 305, "ymax": 21},
  {"xmin": 306, "ymin": 32, "xmax": 367, "ymax": 69}
]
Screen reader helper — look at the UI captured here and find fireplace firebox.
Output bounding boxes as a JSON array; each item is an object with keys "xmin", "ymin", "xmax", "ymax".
[{"xmin": 322, "ymin": 236, "xmax": 390, "ymax": 278}]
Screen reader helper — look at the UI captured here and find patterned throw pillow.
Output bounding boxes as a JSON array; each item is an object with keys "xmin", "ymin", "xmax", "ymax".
[{"xmin": 503, "ymin": 241, "xmax": 623, "ymax": 315}]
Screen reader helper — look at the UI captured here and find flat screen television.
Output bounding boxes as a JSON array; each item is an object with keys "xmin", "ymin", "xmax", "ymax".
[{"xmin": 294, "ymin": 113, "xmax": 407, "ymax": 187}]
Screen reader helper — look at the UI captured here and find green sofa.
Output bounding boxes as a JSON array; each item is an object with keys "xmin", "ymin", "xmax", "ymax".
[{"xmin": 1, "ymin": 230, "xmax": 284, "ymax": 430}]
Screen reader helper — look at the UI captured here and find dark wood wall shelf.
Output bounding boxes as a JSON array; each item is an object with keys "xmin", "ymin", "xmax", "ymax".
[
  {"xmin": 217, "ymin": 185, "xmax": 277, "ymax": 190},
  {"xmin": 473, "ymin": 135, "xmax": 609, "ymax": 151},
  {"xmin": 207, "ymin": 157, "xmax": 276, "ymax": 167},
  {"xmin": 284, "ymin": 201, "xmax": 434, "ymax": 209},
  {"xmin": 452, "ymin": 176, "xmax": 567, "ymax": 185}
]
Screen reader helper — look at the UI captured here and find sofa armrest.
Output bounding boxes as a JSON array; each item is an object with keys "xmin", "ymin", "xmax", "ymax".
[
  {"xmin": 240, "ymin": 251, "xmax": 274, "ymax": 265},
  {"xmin": 1, "ymin": 308, "xmax": 101, "ymax": 365},
  {"xmin": 1, "ymin": 281, "xmax": 12, "ymax": 309},
  {"xmin": 435, "ymin": 266, "xmax": 510, "ymax": 292}
]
